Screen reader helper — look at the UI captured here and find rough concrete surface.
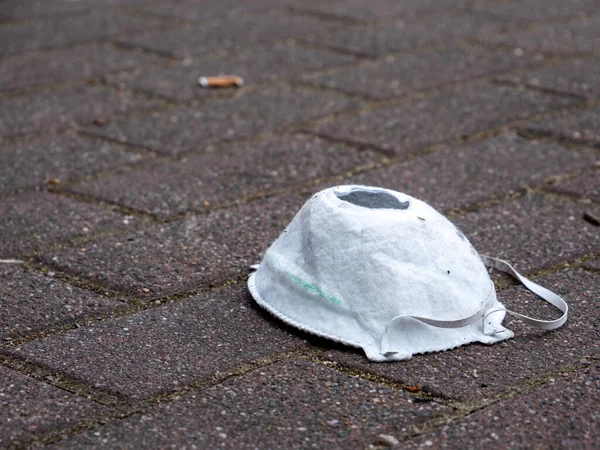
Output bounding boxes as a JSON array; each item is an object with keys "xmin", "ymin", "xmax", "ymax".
[{"xmin": 1, "ymin": 1, "xmax": 599, "ymax": 448}]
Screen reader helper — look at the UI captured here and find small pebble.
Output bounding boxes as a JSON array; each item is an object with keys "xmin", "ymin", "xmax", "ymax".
[{"xmin": 376, "ymin": 434, "xmax": 399, "ymax": 447}]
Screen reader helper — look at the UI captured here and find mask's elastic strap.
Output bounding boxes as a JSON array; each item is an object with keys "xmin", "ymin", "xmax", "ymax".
[
  {"xmin": 380, "ymin": 280, "xmax": 496, "ymax": 356},
  {"xmin": 480, "ymin": 255, "xmax": 568, "ymax": 333},
  {"xmin": 380, "ymin": 256, "xmax": 569, "ymax": 356}
]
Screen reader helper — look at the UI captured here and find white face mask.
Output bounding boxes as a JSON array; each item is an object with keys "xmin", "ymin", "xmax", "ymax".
[{"xmin": 248, "ymin": 185, "xmax": 568, "ymax": 362}]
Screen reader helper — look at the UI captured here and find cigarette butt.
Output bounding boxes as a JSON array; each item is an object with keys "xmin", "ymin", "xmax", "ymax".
[{"xmin": 198, "ymin": 75, "xmax": 244, "ymax": 88}]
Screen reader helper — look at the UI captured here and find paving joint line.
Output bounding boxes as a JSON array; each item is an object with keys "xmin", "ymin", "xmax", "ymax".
[
  {"xmin": 285, "ymin": 6, "xmax": 366, "ymax": 26},
  {"xmin": 0, "ymin": 3, "xmax": 134, "ymax": 28},
  {"xmin": 45, "ymin": 186, "xmax": 159, "ymax": 224},
  {"xmin": 299, "ymin": 353, "xmax": 458, "ymax": 405},
  {"xmin": 390, "ymin": 358, "xmax": 599, "ymax": 447},
  {"xmin": 0, "ymin": 7, "xmax": 188, "ymax": 60},
  {"xmin": 517, "ymin": 125, "xmax": 600, "ymax": 151},
  {"xmin": 465, "ymin": 35, "xmax": 600, "ymax": 60},
  {"xmin": 492, "ymin": 78, "xmax": 589, "ymax": 101},
  {"xmin": 0, "ymin": 44, "xmax": 173, "ymax": 97},
  {"xmin": 285, "ymin": 2, "xmax": 479, "ymax": 29},
  {"xmin": 4, "ymin": 349, "xmax": 317, "ymax": 449},
  {"xmin": 0, "ymin": 352, "xmax": 123, "ymax": 407},
  {"xmin": 516, "ymin": 131, "xmax": 600, "ymax": 154}
]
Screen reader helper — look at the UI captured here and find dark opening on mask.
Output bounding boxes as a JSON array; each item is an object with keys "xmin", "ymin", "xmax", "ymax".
[{"xmin": 335, "ymin": 189, "xmax": 410, "ymax": 210}]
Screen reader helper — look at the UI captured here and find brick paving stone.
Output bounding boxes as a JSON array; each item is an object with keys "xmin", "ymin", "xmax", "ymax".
[
  {"xmin": 521, "ymin": 106, "xmax": 600, "ymax": 149},
  {"xmin": 0, "ymin": 135, "xmax": 143, "ymax": 193},
  {"xmin": 324, "ymin": 269, "xmax": 600, "ymax": 401},
  {"xmin": 310, "ymin": 82, "xmax": 576, "ymax": 155},
  {"xmin": 0, "ymin": 365, "xmax": 110, "ymax": 449},
  {"xmin": 0, "ymin": 192, "xmax": 132, "ymax": 258},
  {"xmin": 47, "ymin": 359, "xmax": 451, "ymax": 449},
  {"xmin": 480, "ymin": 15, "xmax": 600, "ymax": 55},
  {"xmin": 0, "ymin": 9, "xmax": 169, "ymax": 56},
  {"xmin": 37, "ymin": 194, "xmax": 305, "ymax": 298},
  {"xmin": 88, "ymin": 86, "xmax": 360, "ymax": 155},
  {"xmin": 9, "ymin": 285, "xmax": 311, "ymax": 400},
  {"xmin": 0, "ymin": 84, "xmax": 162, "ymax": 138},
  {"xmin": 118, "ymin": 13, "xmax": 344, "ymax": 59},
  {"xmin": 108, "ymin": 43, "xmax": 355, "ymax": 102},
  {"xmin": 0, "ymin": 0, "xmax": 145, "ymax": 21},
  {"xmin": 67, "ymin": 134, "xmax": 379, "ymax": 217},
  {"xmin": 405, "ymin": 364, "xmax": 600, "ymax": 449},
  {"xmin": 548, "ymin": 172, "xmax": 600, "ymax": 203},
  {"xmin": 301, "ymin": 44, "xmax": 542, "ymax": 100},
  {"xmin": 498, "ymin": 57, "xmax": 600, "ymax": 100},
  {"xmin": 337, "ymin": 133, "xmax": 599, "ymax": 212},
  {"xmin": 469, "ymin": 0, "xmax": 600, "ymax": 20},
  {"xmin": 0, "ymin": 43, "xmax": 164, "ymax": 93},
  {"xmin": 0, "ymin": 265, "xmax": 123, "ymax": 340},
  {"xmin": 293, "ymin": 0, "xmax": 462, "ymax": 23},
  {"xmin": 301, "ymin": 10, "xmax": 509, "ymax": 56},
  {"xmin": 453, "ymin": 193, "xmax": 600, "ymax": 273}
]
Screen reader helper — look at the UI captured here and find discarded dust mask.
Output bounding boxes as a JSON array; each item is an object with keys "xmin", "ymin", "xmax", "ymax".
[{"xmin": 247, "ymin": 185, "xmax": 568, "ymax": 362}]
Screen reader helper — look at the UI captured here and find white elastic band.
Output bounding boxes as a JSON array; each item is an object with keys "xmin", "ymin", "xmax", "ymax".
[
  {"xmin": 480, "ymin": 255, "xmax": 568, "ymax": 332},
  {"xmin": 380, "ymin": 256, "xmax": 569, "ymax": 356},
  {"xmin": 380, "ymin": 280, "xmax": 496, "ymax": 355}
]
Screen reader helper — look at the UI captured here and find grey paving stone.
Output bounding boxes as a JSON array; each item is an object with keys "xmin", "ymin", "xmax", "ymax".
[
  {"xmin": 338, "ymin": 133, "xmax": 599, "ymax": 212},
  {"xmin": 37, "ymin": 194, "xmax": 305, "ymax": 298},
  {"xmin": 548, "ymin": 172, "xmax": 600, "ymax": 204},
  {"xmin": 301, "ymin": 44, "xmax": 543, "ymax": 100},
  {"xmin": 0, "ymin": 192, "xmax": 132, "ymax": 258},
  {"xmin": 0, "ymin": 365, "xmax": 109, "ymax": 449},
  {"xmin": 108, "ymin": 43, "xmax": 355, "ymax": 102},
  {"xmin": 469, "ymin": 0, "xmax": 600, "ymax": 21},
  {"xmin": 0, "ymin": 135, "xmax": 143, "ymax": 193},
  {"xmin": 480, "ymin": 15, "xmax": 600, "ymax": 55},
  {"xmin": 9, "ymin": 285, "xmax": 310, "ymax": 400},
  {"xmin": 293, "ymin": 0, "xmax": 462, "ymax": 23},
  {"xmin": 521, "ymin": 106, "xmax": 600, "ymax": 149},
  {"xmin": 0, "ymin": 9, "xmax": 169, "ymax": 56},
  {"xmin": 0, "ymin": 43, "xmax": 164, "ymax": 93},
  {"xmin": 310, "ymin": 82, "xmax": 576, "ymax": 154},
  {"xmin": 324, "ymin": 269, "xmax": 600, "ymax": 401},
  {"xmin": 454, "ymin": 193, "xmax": 600, "ymax": 273},
  {"xmin": 88, "ymin": 86, "xmax": 360, "ymax": 155},
  {"xmin": 0, "ymin": 84, "xmax": 162, "ymax": 138},
  {"xmin": 498, "ymin": 57, "xmax": 600, "ymax": 100},
  {"xmin": 47, "ymin": 359, "xmax": 450, "ymax": 449},
  {"xmin": 0, "ymin": 265, "xmax": 123, "ymax": 340},
  {"xmin": 68, "ymin": 134, "xmax": 379, "ymax": 217},
  {"xmin": 301, "ymin": 10, "xmax": 509, "ymax": 56},
  {"xmin": 405, "ymin": 364, "xmax": 600, "ymax": 449},
  {"xmin": 0, "ymin": 0, "xmax": 145, "ymax": 21},
  {"xmin": 118, "ymin": 13, "xmax": 344, "ymax": 59}
]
